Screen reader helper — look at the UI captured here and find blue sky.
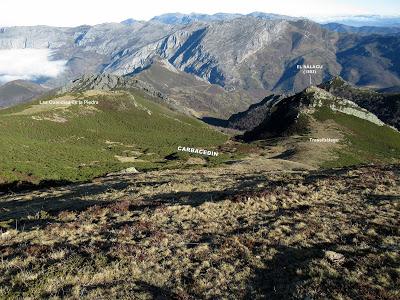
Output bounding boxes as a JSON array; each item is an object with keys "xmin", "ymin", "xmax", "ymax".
[{"xmin": 1, "ymin": 0, "xmax": 399, "ymax": 26}]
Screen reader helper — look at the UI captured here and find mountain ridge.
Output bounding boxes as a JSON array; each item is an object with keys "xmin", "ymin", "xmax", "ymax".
[
  {"xmin": 319, "ymin": 76, "xmax": 400, "ymax": 130},
  {"xmin": 239, "ymin": 84, "xmax": 400, "ymax": 168},
  {"xmin": 0, "ymin": 80, "xmax": 49, "ymax": 108},
  {"xmin": 1, "ymin": 16, "xmax": 400, "ymax": 94},
  {"xmin": 149, "ymin": 12, "xmax": 300, "ymax": 25}
]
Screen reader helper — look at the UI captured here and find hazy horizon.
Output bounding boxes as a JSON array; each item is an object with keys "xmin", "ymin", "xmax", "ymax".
[
  {"xmin": 1, "ymin": 12, "xmax": 400, "ymax": 28},
  {"xmin": 1, "ymin": 0, "xmax": 400, "ymax": 27}
]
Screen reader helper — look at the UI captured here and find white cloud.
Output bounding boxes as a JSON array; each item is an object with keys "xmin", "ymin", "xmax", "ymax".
[{"xmin": 0, "ymin": 49, "xmax": 67, "ymax": 83}]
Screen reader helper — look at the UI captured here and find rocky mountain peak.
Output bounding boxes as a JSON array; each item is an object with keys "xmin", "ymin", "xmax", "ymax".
[
  {"xmin": 120, "ymin": 18, "xmax": 139, "ymax": 26},
  {"xmin": 319, "ymin": 76, "xmax": 349, "ymax": 91},
  {"xmin": 239, "ymin": 79, "xmax": 393, "ymax": 141},
  {"xmin": 319, "ymin": 77, "xmax": 400, "ymax": 130},
  {"xmin": 59, "ymin": 73, "xmax": 167, "ymax": 100},
  {"xmin": 301, "ymin": 86, "xmax": 387, "ymax": 127}
]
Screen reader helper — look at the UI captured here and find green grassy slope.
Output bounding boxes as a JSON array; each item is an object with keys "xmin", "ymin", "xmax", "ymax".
[
  {"xmin": 313, "ymin": 106, "xmax": 400, "ymax": 167},
  {"xmin": 0, "ymin": 90, "xmax": 228, "ymax": 185}
]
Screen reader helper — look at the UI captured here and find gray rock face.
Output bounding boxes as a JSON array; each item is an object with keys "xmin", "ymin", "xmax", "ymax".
[
  {"xmin": 0, "ymin": 26, "xmax": 79, "ymax": 49},
  {"xmin": 324, "ymin": 251, "xmax": 345, "ymax": 264},
  {"xmin": 107, "ymin": 18, "xmax": 342, "ymax": 93},
  {"xmin": 306, "ymin": 86, "xmax": 387, "ymax": 127}
]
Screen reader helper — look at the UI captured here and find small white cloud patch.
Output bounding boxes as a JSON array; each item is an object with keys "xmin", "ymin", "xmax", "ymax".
[{"xmin": 0, "ymin": 49, "xmax": 67, "ymax": 83}]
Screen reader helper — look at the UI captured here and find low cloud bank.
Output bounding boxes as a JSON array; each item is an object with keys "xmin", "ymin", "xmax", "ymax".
[{"xmin": 0, "ymin": 49, "xmax": 67, "ymax": 83}]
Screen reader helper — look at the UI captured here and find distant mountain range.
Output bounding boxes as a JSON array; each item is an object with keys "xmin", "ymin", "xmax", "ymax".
[
  {"xmin": 147, "ymin": 12, "xmax": 299, "ymax": 25},
  {"xmin": 1, "ymin": 12, "xmax": 400, "ymax": 110},
  {"xmin": 127, "ymin": 13, "xmax": 400, "ymax": 27},
  {"xmin": 315, "ymin": 15, "xmax": 400, "ymax": 27},
  {"xmin": 321, "ymin": 23, "xmax": 400, "ymax": 35}
]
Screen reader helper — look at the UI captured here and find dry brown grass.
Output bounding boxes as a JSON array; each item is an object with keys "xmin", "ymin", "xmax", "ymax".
[{"xmin": 0, "ymin": 164, "xmax": 399, "ymax": 299}]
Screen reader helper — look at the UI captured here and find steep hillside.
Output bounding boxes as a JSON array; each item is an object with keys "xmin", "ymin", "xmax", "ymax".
[
  {"xmin": 336, "ymin": 34, "xmax": 400, "ymax": 88},
  {"xmin": 135, "ymin": 59, "xmax": 261, "ymax": 118},
  {"xmin": 226, "ymin": 94, "xmax": 289, "ymax": 131},
  {"xmin": 58, "ymin": 71, "xmax": 259, "ymax": 119},
  {"xmin": 0, "ymin": 88, "xmax": 230, "ymax": 187},
  {"xmin": 0, "ymin": 80, "xmax": 48, "ymax": 108}
]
